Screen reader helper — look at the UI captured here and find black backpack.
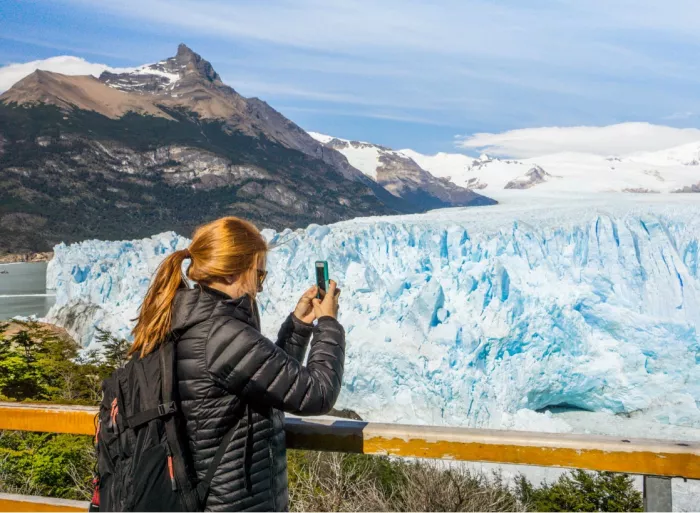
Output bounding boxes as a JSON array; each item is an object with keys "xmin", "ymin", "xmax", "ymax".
[{"xmin": 91, "ymin": 338, "xmax": 239, "ymax": 512}]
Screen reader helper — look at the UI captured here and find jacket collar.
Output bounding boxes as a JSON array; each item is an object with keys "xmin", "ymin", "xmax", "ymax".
[{"xmin": 172, "ymin": 283, "xmax": 260, "ymax": 332}]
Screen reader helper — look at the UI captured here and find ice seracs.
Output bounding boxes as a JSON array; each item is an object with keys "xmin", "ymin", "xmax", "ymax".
[{"xmin": 46, "ymin": 193, "xmax": 700, "ymax": 436}]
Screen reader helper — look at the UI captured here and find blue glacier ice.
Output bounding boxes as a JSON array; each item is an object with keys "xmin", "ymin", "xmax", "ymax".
[{"xmin": 46, "ymin": 193, "xmax": 700, "ymax": 434}]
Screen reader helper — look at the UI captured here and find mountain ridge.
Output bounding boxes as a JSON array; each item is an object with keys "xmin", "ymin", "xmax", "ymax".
[
  {"xmin": 0, "ymin": 44, "xmax": 494, "ymax": 254},
  {"xmin": 1, "ymin": 45, "xmax": 370, "ymax": 183},
  {"xmin": 308, "ymin": 132, "xmax": 494, "ymax": 210},
  {"xmin": 396, "ymin": 142, "xmax": 700, "ymax": 197}
]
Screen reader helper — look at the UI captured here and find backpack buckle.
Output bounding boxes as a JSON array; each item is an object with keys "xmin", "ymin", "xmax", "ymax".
[{"xmin": 158, "ymin": 402, "xmax": 176, "ymax": 417}]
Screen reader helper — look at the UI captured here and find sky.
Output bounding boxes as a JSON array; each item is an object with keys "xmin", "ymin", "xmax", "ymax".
[{"xmin": 2, "ymin": 0, "xmax": 700, "ymax": 156}]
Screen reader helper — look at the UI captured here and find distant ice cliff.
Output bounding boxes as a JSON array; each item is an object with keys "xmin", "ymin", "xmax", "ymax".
[{"xmin": 46, "ymin": 193, "xmax": 700, "ymax": 434}]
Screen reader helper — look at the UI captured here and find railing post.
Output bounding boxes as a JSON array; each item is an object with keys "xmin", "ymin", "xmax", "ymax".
[{"xmin": 643, "ymin": 475, "xmax": 672, "ymax": 512}]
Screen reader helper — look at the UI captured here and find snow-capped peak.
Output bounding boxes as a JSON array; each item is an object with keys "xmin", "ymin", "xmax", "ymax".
[
  {"xmin": 308, "ymin": 131, "xmax": 402, "ymax": 180},
  {"xmin": 307, "ymin": 131, "xmax": 336, "ymax": 144},
  {"xmin": 99, "ymin": 44, "xmax": 220, "ymax": 95},
  {"xmin": 101, "ymin": 60, "xmax": 182, "ymax": 93},
  {"xmin": 309, "ymin": 130, "xmax": 493, "ymax": 207}
]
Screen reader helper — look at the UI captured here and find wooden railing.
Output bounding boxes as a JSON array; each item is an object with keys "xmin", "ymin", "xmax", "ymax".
[{"xmin": 1, "ymin": 402, "xmax": 697, "ymax": 511}]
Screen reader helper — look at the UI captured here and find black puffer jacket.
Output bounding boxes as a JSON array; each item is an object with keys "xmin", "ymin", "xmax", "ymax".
[{"xmin": 172, "ymin": 284, "xmax": 345, "ymax": 511}]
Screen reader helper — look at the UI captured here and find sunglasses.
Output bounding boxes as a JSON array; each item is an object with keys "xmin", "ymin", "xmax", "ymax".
[{"xmin": 257, "ymin": 269, "xmax": 268, "ymax": 287}]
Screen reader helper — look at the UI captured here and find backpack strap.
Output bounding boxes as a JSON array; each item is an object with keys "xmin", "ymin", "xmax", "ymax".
[
  {"xmin": 158, "ymin": 332, "xmax": 247, "ymax": 508},
  {"xmin": 125, "ymin": 357, "xmax": 178, "ymax": 429},
  {"xmin": 158, "ymin": 337, "xmax": 200, "ymax": 512},
  {"xmin": 125, "ymin": 402, "xmax": 177, "ymax": 429},
  {"xmin": 195, "ymin": 421, "xmax": 239, "ymax": 503}
]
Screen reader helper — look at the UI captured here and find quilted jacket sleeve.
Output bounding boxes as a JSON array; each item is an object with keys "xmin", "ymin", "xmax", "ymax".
[
  {"xmin": 275, "ymin": 313, "xmax": 313, "ymax": 362},
  {"xmin": 206, "ymin": 316, "xmax": 345, "ymax": 415}
]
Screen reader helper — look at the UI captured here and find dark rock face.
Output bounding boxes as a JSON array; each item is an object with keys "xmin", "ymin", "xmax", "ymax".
[
  {"xmin": 673, "ymin": 183, "xmax": 700, "ymax": 193},
  {"xmin": 174, "ymin": 43, "xmax": 222, "ymax": 83},
  {"xmin": 244, "ymin": 98, "xmax": 367, "ymax": 183},
  {"xmin": 0, "ymin": 103, "xmax": 395, "ymax": 253},
  {"xmin": 622, "ymin": 188, "xmax": 660, "ymax": 194}
]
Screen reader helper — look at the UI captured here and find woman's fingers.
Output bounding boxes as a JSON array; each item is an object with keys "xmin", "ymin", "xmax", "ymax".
[
  {"xmin": 323, "ymin": 280, "xmax": 337, "ymax": 303},
  {"xmin": 303, "ymin": 285, "xmax": 318, "ymax": 299}
]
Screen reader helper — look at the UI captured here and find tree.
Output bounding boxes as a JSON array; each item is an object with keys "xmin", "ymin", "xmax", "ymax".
[
  {"xmin": 95, "ymin": 328, "xmax": 130, "ymax": 369},
  {"xmin": 0, "ymin": 326, "xmax": 49, "ymax": 400}
]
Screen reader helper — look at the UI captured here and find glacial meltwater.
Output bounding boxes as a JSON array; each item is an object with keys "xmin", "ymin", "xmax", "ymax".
[{"xmin": 0, "ymin": 262, "xmax": 55, "ymax": 319}]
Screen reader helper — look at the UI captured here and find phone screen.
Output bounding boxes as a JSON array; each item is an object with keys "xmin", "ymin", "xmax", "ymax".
[{"xmin": 315, "ymin": 261, "xmax": 329, "ymax": 299}]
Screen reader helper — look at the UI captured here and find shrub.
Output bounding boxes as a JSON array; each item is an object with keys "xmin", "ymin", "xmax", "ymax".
[
  {"xmin": 515, "ymin": 469, "xmax": 643, "ymax": 512},
  {"xmin": 288, "ymin": 450, "xmax": 524, "ymax": 512},
  {"xmin": 0, "ymin": 431, "xmax": 94, "ymax": 500}
]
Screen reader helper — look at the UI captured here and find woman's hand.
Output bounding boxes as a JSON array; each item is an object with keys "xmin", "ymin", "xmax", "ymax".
[
  {"xmin": 312, "ymin": 280, "xmax": 341, "ymax": 319},
  {"xmin": 293, "ymin": 285, "xmax": 319, "ymax": 324}
]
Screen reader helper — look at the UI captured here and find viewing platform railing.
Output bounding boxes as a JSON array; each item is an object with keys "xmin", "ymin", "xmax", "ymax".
[{"xmin": 0, "ymin": 401, "xmax": 696, "ymax": 511}]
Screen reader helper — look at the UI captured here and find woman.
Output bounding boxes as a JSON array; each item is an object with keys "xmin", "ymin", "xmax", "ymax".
[{"xmin": 128, "ymin": 217, "xmax": 345, "ymax": 511}]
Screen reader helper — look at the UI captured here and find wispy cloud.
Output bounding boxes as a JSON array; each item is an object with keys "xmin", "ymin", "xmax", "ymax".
[
  {"xmin": 664, "ymin": 111, "xmax": 696, "ymax": 121},
  {"xmin": 0, "ymin": 35, "xmax": 134, "ymax": 61},
  {"xmin": 280, "ymin": 106, "xmax": 452, "ymax": 126},
  {"xmin": 6, "ymin": 0, "xmax": 700, "ymax": 152},
  {"xmin": 56, "ymin": 0, "xmax": 700, "ymax": 73},
  {"xmin": 457, "ymin": 123, "xmax": 700, "ymax": 158}
]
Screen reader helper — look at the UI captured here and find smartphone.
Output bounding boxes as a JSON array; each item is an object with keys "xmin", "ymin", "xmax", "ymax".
[{"xmin": 315, "ymin": 260, "xmax": 329, "ymax": 299}]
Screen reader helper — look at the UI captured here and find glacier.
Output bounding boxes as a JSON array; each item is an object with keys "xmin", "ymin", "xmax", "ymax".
[{"xmin": 46, "ymin": 192, "xmax": 700, "ymax": 435}]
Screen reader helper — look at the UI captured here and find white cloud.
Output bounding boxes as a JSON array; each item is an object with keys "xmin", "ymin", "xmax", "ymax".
[
  {"xmin": 457, "ymin": 123, "xmax": 700, "ymax": 158},
  {"xmin": 0, "ymin": 56, "xmax": 133, "ymax": 93}
]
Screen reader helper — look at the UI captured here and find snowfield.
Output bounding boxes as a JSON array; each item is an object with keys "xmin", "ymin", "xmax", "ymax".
[
  {"xmin": 309, "ymin": 130, "xmax": 700, "ymax": 199},
  {"xmin": 399, "ymin": 143, "xmax": 700, "ymax": 198}
]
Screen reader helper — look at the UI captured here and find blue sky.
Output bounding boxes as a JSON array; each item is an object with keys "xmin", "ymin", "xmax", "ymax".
[{"xmin": 2, "ymin": 0, "xmax": 700, "ymax": 154}]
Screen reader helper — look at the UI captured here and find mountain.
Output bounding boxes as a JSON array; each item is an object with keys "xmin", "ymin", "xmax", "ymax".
[
  {"xmin": 0, "ymin": 44, "xmax": 491, "ymax": 255},
  {"xmin": 398, "ymin": 144, "xmax": 700, "ymax": 198},
  {"xmin": 308, "ymin": 132, "xmax": 495, "ymax": 210}
]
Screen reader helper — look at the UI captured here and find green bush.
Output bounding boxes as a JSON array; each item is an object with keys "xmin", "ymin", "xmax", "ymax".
[
  {"xmin": 516, "ymin": 470, "xmax": 643, "ymax": 512},
  {"xmin": 0, "ymin": 321, "xmax": 112, "ymax": 404},
  {"xmin": 0, "ymin": 431, "xmax": 94, "ymax": 500}
]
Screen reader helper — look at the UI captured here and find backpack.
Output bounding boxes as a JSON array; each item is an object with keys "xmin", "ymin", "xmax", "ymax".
[{"xmin": 90, "ymin": 338, "xmax": 239, "ymax": 512}]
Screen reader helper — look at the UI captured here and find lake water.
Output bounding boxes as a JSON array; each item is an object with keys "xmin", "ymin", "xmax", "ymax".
[{"xmin": 0, "ymin": 262, "xmax": 55, "ymax": 320}]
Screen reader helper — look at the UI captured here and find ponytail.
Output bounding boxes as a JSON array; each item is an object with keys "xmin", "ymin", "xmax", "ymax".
[
  {"xmin": 129, "ymin": 248, "xmax": 189, "ymax": 358},
  {"xmin": 128, "ymin": 216, "xmax": 267, "ymax": 359}
]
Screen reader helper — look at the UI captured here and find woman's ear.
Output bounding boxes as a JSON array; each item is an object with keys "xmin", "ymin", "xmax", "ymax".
[{"xmin": 224, "ymin": 274, "xmax": 237, "ymax": 285}]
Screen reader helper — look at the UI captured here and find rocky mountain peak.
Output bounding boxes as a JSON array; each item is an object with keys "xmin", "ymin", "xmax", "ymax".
[
  {"xmin": 174, "ymin": 43, "xmax": 221, "ymax": 83},
  {"xmin": 176, "ymin": 43, "xmax": 196, "ymax": 59},
  {"xmin": 99, "ymin": 44, "xmax": 222, "ymax": 94},
  {"xmin": 504, "ymin": 165, "xmax": 554, "ymax": 190}
]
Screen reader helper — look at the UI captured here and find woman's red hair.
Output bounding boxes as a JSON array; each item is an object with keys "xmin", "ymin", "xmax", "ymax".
[{"xmin": 129, "ymin": 217, "xmax": 267, "ymax": 358}]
